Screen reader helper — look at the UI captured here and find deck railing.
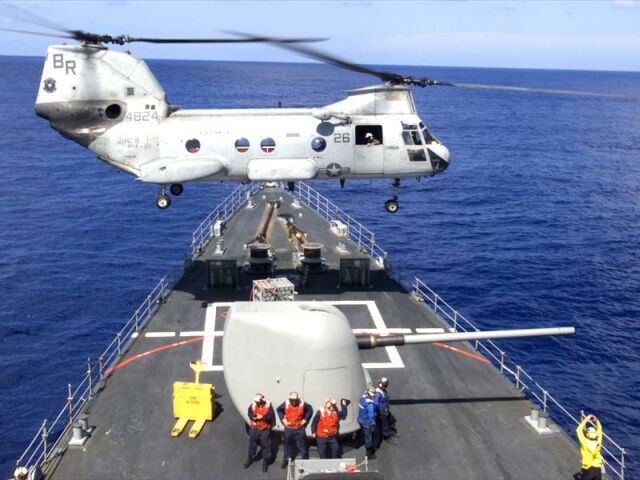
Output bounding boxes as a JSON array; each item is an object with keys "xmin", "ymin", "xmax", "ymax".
[
  {"xmin": 286, "ymin": 182, "xmax": 388, "ymax": 263},
  {"xmin": 14, "ymin": 182, "xmax": 258, "ymax": 475},
  {"xmin": 291, "ymin": 181, "xmax": 628, "ymax": 480}
]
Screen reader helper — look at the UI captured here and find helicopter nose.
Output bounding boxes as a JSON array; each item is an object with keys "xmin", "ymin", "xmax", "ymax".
[{"xmin": 427, "ymin": 144, "xmax": 450, "ymax": 173}]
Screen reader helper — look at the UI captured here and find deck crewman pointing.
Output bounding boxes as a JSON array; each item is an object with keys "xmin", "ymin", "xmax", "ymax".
[{"xmin": 245, "ymin": 393, "xmax": 275, "ymax": 473}]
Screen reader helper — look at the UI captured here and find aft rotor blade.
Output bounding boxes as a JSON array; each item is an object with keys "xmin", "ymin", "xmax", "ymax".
[
  {"xmin": 0, "ymin": 27, "xmax": 74, "ymax": 40},
  {"xmin": 0, "ymin": 25, "xmax": 326, "ymax": 46},
  {"xmin": 125, "ymin": 35, "xmax": 328, "ymax": 45},
  {"xmin": 449, "ymin": 82, "xmax": 624, "ymax": 98}
]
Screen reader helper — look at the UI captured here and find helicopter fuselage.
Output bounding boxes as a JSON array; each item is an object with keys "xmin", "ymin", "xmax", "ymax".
[{"xmin": 35, "ymin": 44, "xmax": 450, "ymax": 209}]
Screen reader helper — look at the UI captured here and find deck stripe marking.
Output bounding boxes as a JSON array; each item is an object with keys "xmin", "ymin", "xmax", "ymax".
[
  {"xmin": 365, "ymin": 301, "xmax": 405, "ymax": 369},
  {"xmin": 105, "ymin": 337, "xmax": 204, "ymax": 376},
  {"xmin": 180, "ymin": 331, "xmax": 205, "ymax": 337},
  {"xmin": 415, "ymin": 328, "xmax": 446, "ymax": 334},
  {"xmin": 433, "ymin": 342, "xmax": 491, "ymax": 364},
  {"xmin": 145, "ymin": 332, "xmax": 176, "ymax": 338},
  {"xmin": 202, "ymin": 305, "xmax": 216, "ymax": 366},
  {"xmin": 353, "ymin": 328, "xmax": 412, "ymax": 334}
]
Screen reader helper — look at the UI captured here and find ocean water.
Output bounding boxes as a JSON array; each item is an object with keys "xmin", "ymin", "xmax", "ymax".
[{"xmin": 1, "ymin": 55, "xmax": 639, "ymax": 476}]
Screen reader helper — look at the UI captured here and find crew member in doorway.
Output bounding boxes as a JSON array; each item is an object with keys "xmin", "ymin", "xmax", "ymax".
[
  {"xmin": 358, "ymin": 387, "xmax": 379, "ymax": 459},
  {"xmin": 574, "ymin": 414, "xmax": 603, "ymax": 480},
  {"xmin": 311, "ymin": 398, "xmax": 350, "ymax": 459},
  {"xmin": 245, "ymin": 393, "xmax": 275, "ymax": 473},
  {"xmin": 277, "ymin": 391, "xmax": 313, "ymax": 469},
  {"xmin": 365, "ymin": 132, "xmax": 381, "ymax": 146},
  {"xmin": 375, "ymin": 377, "xmax": 398, "ymax": 445}
]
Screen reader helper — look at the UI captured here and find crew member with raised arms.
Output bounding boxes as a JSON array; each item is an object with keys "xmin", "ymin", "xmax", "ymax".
[
  {"xmin": 358, "ymin": 387, "xmax": 379, "ymax": 459},
  {"xmin": 311, "ymin": 398, "xmax": 349, "ymax": 459},
  {"xmin": 244, "ymin": 393, "xmax": 275, "ymax": 473},
  {"xmin": 276, "ymin": 391, "xmax": 313, "ymax": 469},
  {"xmin": 574, "ymin": 414, "xmax": 604, "ymax": 480}
]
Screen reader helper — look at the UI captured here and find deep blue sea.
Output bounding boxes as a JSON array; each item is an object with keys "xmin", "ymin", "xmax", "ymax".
[{"xmin": 1, "ymin": 55, "xmax": 639, "ymax": 476}]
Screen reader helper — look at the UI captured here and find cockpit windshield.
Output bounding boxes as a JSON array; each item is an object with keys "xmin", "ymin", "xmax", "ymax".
[{"xmin": 419, "ymin": 122, "xmax": 439, "ymax": 144}]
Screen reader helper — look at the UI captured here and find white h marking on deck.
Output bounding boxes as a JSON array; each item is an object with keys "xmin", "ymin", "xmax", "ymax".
[{"xmin": 199, "ymin": 300, "xmax": 407, "ymax": 371}]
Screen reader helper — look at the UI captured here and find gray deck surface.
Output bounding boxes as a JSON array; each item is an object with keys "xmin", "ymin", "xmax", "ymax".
[{"xmin": 47, "ymin": 187, "xmax": 580, "ymax": 479}]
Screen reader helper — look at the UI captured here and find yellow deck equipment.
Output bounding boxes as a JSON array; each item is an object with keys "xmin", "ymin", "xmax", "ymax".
[{"xmin": 171, "ymin": 360, "xmax": 215, "ymax": 438}]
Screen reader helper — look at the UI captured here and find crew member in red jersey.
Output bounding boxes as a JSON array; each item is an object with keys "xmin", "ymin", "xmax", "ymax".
[
  {"xmin": 276, "ymin": 391, "xmax": 313, "ymax": 469},
  {"xmin": 311, "ymin": 398, "xmax": 350, "ymax": 459},
  {"xmin": 244, "ymin": 393, "xmax": 275, "ymax": 473}
]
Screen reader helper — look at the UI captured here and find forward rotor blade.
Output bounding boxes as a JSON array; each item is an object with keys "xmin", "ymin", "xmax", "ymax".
[
  {"xmin": 449, "ymin": 82, "xmax": 625, "ymax": 98},
  {"xmin": 225, "ymin": 31, "xmax": 406, "ymax": 84}
]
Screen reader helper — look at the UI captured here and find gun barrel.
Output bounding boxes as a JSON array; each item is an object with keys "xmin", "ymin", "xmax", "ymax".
[{"xmin": 356, "ymin": 327, "xmax": 575, "ymax": 349}]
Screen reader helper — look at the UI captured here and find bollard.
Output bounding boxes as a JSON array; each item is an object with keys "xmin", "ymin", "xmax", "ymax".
[
  {"xmin": 72, "ymin": 422, "xmax": 84, "ymax": 441},
  {"xmin": 538, "ymin": 412, "xmax": 549, "ymax": 430},
  {"xmin": 530, "ymin": 407, "xmax": 540, "ymax": 423},
  {"xmin": 78, "ymin": 413, "xmax": 89, "ymax": 431}
]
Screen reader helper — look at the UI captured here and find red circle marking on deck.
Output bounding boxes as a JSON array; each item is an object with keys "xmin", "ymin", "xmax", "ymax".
[
  {"xmin": 105, "ymin": 337, "xmax": 205, "ymax": 375},
  {"xmin": 433, "ymin": 342, "xmax": 491, "ymax": 364}
]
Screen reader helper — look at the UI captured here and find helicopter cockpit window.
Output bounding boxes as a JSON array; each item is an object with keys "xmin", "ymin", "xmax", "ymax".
[
  {"xmin": 402, "ymin": 124, "xmax": 423, "ymax": 146},
  {"xmin": 402, "ymin": 130, "xmax": 423, "ymax": 146},
  {"xmin": 403, "ymin": 122, "xmax": 427, "ymax": 161},
  {"xmin": 355, "ymin": 125, "xmax": 383, "ymax": 145},
  {"xmin": 419, "ymin": 121, "xmax": 438, "ymax": 144}
]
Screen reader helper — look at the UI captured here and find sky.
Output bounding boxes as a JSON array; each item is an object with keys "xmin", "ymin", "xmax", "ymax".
[{"xmin": 0, "ymin": 0, "xmax": 639, "ymax": 71}]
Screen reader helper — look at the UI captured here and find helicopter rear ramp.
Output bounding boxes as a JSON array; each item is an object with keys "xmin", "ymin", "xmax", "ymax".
[{"xmin": 43, "ymin": 186, "xmax": 580, "ymax": 479}]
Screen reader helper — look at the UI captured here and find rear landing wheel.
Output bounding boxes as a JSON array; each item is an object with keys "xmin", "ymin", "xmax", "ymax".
[
  {"xmin": 170, "ymin": 183, "xmax": 184, "ymax": 196},
  {"xmin": 156, "ymin": 195, "xmax": 172, "ymax": 209},
  {"xmin": 384, "ymin": 199, "xmax": 399, "ymax": 214}
]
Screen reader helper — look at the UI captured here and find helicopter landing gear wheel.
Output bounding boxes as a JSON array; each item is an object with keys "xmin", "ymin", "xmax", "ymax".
[
  {"xmin": 156, "ymin": 185, "xmax": 172, "ymax": 209},
  {"xmin": 384, "ymin": 178, "xmax": 401, "ymax": 213},
  {"xmin": 156, "ymin": 195, "xmax": 172, "ymax": 209},
  {"xmin": 170, "ymin": 183, "xmax": 184, "ymax": 196},
  {"xmin": 384, "ymin": 198, "xmax": 399, "ymax": 213}
]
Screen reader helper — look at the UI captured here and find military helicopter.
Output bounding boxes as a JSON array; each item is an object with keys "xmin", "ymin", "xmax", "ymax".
[{"xmin": 5, "ymin": 25, "xmax": 616, "ymax": 213}]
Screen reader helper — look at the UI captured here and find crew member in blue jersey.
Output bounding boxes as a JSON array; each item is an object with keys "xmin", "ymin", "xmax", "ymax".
[
  {"xmin": 245, "ymin": 393, "xmax": 275, "ymax": 473},
  {"xmin": 375, "ymin": 377, "xmax": 398, "ymax": 445},
  {"xmin": 276, "ymin": 391, "xmax": 313, "ymax": 469},
  {"xmin": 357, "ymin": 386, "xmax": 379, "ymax": 459}
]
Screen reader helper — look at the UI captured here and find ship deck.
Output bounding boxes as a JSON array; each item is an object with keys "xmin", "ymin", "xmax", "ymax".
[{"xmin": 46, "ymin": 187, "xmax": 580, "ymax": 479}]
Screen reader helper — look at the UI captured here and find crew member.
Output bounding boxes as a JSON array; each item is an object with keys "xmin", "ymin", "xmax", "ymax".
[
  {"xmin": 365, "ymin": 132, "xmax": 381, "ymax": 145},
  {"xmin": 276, "ymin": 391, "xmax": 313, "ymax": 469},
  {"xmin": 245, "ymin": 393, "xmax": 275, "ymax": 473},
  {"xmin": 357, "ymin": 387, "xmax": 379, "ymax": 459},
  {"xmin": 574, "ymin": 414, "xmax": 603, "ymax": 480},
  {"xmin": 311, "ymin": 398, "xmax": 349, "ymax": 459},
  {"xmin": 375, "ymin": 377, "xmax": 398, "ymax": 444}
]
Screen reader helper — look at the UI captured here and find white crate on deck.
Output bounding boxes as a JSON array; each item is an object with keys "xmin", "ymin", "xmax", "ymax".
[{"xmin": 251, "ymin": 277, "xmax": 295, "ymax": 302}]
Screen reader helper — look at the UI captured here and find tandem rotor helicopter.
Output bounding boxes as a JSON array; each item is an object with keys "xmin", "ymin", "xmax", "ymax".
[{"xmin": 4, "ymin": 23, "xmax": 617, "ymax": 213}]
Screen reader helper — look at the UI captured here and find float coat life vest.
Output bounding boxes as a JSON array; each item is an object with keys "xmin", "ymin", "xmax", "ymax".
[
  {"xmin": 251, "ymin": 402, "xmax": 272, "ymax": 430},
  {"xmin": 316, "ymin": 408, "xmax": 339, "ymax": 437},
  {"xmin": 284, "ymin": 401, "xmax": 306, "ymax": 429}
]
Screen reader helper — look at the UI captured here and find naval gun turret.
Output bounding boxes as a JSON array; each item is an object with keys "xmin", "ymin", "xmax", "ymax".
[{"xmin": 222, "ymin": 301, "xmax": 574, "ymax": 435}]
